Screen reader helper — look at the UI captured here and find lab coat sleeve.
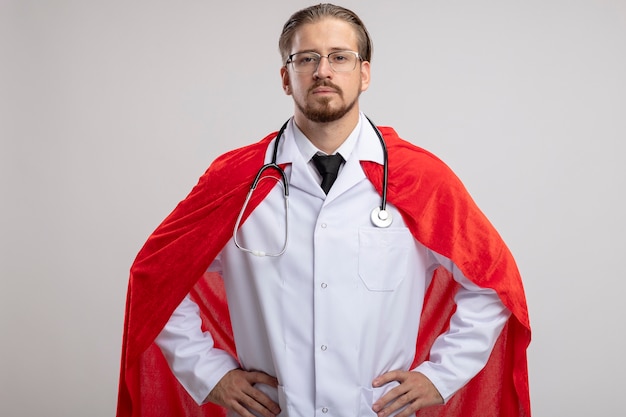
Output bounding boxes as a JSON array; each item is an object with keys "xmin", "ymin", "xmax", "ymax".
[
  {"xmin": 154, "ymin": 294, "xmax": 240, "ymax": 405},
  {"xmin": 413, "ymin": 251, "xmax": 511, "ymax": 402}
]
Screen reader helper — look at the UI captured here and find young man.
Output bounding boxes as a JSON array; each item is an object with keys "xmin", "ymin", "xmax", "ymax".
[{"xmin": 117, "ymin": 4, "xmax": 530, "ymax": 417}]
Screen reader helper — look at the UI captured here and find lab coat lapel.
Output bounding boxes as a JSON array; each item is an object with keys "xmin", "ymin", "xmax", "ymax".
[
  {"xmin": 273, "ymin": 124, "xmax": 326, "ymax": 198},
  {"xmin": 323, "ymin": 154, "xmax": 365, "ymax": 203},
  {"xmin": 291, "ymin": 155, "xmax": 326, "ymax": 197},
  {"xmin": 324, "ymin": 120, "xmax": 385, "ymax": 204}
]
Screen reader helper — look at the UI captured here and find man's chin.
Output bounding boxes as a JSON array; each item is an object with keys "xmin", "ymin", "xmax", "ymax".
[
  {"xmin": 302, "ymin": 103, "xmax": 350, "ymax": 123},
  {"xmin": 305, "ymin": 110, "xmax": 346, "ymax": 124}
]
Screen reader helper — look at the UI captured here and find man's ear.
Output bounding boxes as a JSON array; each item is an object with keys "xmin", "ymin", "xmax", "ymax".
[
  {"xmin": 360, "ymin": 60, "xmax": 371, "ymax": 93},
  {"xmin": 280, "ymin": 66, "xmax": 292, "ymax": 95}
]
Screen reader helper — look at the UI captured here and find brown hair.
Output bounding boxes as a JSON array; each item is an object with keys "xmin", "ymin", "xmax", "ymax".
[{"xmin": 278, "ymin": 3, "xmax": 373, "ymax": 64}]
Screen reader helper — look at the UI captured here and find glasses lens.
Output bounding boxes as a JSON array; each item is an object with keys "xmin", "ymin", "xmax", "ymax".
[
  {"xmin": 328, "ymin": 51, "xmax": 358, "ymax": 72},
  {"xmin": 289, "ymin": 51, "xmax": 359, "ymax": 73},
  {"xmin": 291, "ymin": 53, "xmax": 320, "ymax": 73}
]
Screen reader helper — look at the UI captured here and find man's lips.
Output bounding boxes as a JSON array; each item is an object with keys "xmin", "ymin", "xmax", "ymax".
[{"xmin": 311, "ymin": 87, "xmax": 339, "ymax": 94}]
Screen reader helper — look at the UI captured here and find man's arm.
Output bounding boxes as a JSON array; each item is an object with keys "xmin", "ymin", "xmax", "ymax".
[
  {"xmin": 155, "ymin": 296, "xmax": 281, "ymax": 417},
  {"xmin": 372, "ymin": 251, "xmax": 510, "ymax": 416},
  {"xmin": 414, "ymin": 253, "xmax": 511, "ymax": 400},
  {"xmin": 155, "ymin": 295, "xmax": 241, "ymax": 404}
]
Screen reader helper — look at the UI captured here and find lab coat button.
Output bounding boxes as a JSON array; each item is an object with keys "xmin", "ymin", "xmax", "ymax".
[
  {"xmin": 322, "ymin": 407, "xmax": 329, "ymax": 413},
  {"xmin": 321, "ymin": 283, "xmax": 327, "ymax": 289},
  {"xmin": 321, "ymin": 223, "xmax": 327, "ymax": 228},
  {"xmin": 321, "ymin": 345, "xmax": 327, "ymax": 351}
]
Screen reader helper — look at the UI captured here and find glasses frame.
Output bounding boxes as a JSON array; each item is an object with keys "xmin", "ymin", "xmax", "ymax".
[{"xmin": 286, "ymin": 50, "xmax": 363, "ymax": 73}]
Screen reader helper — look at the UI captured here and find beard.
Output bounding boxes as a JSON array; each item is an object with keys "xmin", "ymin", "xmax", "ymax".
[{"xmin": 295, "ymin": 81, "xmax": 360, "ymax": 123}]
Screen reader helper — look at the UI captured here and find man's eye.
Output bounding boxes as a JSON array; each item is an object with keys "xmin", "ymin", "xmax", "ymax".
[
  {"xmin": 300, "ymin": 56, "xmax": 317, "ymax": 64},
  {"xmin": 332, "ymin": 54, "xmax": 347, "ymax": 62}
]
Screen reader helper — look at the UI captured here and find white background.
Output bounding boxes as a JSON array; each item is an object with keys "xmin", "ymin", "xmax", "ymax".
[{"xmin": 1, "ymin": 1, "xmax": 625, "ymax": 416}]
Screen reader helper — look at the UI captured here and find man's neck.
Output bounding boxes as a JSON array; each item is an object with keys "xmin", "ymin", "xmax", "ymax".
[{"xmin": 293, "ymin": 110, "xmax": 360, "ymax": 154}]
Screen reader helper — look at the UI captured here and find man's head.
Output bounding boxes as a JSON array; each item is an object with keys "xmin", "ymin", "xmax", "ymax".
[
  {"xmin": 279, "ymin": 4, "xmax": 372, "ymax": 125},
  {"xmin": 278, "ymin": 3, "xmax": 373, "ymax": 65}
]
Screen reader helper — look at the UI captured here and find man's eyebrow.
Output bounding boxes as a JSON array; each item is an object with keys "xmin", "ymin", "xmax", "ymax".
[
  {"xmin": 291, "ymin": 47, "xmax": 356, "ymax": 55},
  {"xmin": 291, "ymin": 49, "xmax": 318, "ymax": 55}
]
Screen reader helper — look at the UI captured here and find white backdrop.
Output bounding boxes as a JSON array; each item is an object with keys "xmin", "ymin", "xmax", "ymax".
[{"xmin": 1, "ymin": 1, "xmax": 625, "ymax": 416}]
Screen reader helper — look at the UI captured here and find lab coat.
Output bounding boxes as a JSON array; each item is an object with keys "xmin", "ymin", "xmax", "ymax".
[{"xmin": 156, "ymin": 115, "xmax": 509, "ymax": 417}]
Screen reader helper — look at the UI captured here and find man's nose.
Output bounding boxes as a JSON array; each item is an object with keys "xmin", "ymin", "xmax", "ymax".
[{"xmin": 314, "ymin": 56, "xmax": 333, "ymax": 78}]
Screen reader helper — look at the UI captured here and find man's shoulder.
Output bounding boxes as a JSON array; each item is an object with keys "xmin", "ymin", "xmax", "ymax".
[
  {"xmin": 212, "ymin": 132, "xmax": 277, "ymax": 167},
  {"xmin": 378, "ymin": 126, "xmax": 451, "ymax": 172},
  {"xmin": 194, "ymin": 132, "xmax": 277, "ymax": 192}
]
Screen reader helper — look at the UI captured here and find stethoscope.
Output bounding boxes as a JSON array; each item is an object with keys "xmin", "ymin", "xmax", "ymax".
[{"xmin": 233, "ymin": 116, "xmax": 392, "ymax": 257}]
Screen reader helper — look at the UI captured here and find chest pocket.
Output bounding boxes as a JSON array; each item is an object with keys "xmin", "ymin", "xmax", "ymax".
[{"xmin": 358, "ymin": 227, "xmax": 414, "ymax": 291}]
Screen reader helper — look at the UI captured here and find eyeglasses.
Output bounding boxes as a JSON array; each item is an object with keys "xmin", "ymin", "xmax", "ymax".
[{"xmin": 286, "ymin": 50, "xmax": 362, "ymax": 73}]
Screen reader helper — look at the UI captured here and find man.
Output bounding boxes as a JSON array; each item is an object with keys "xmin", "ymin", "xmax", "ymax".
[{"xmin": 117, "ymin": 4, "xmax": 531, "ymax": 417}]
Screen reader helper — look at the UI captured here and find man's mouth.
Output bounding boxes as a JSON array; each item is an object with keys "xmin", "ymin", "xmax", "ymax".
[{"xmin": 311, "ymin": 86, "xmax": 340, "ymax": 95}]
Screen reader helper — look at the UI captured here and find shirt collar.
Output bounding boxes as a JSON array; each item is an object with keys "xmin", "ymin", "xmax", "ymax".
[
  {"xmin": 292, "ymin": 116, "xmax": 361, "ymax": 162},
  {"xmin": 271, "ymin": 113, "xmax": 385, "ymax": 166}
]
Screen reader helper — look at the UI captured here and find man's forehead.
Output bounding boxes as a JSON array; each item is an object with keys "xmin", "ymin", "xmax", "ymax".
[{"xmin": 290, "ymin": 18, "xmax": 359, "ymax": 52}]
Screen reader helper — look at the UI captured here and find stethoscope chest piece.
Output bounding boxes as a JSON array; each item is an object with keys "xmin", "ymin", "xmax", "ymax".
[{"xmin": 371, "ymin": 207, "xmax": 393, "ymax": 228}]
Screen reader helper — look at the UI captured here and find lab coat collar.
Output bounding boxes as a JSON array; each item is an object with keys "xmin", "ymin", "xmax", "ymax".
[{"xmin": 266, "ymin": 113, "xmax": 385, "ymax": 200}]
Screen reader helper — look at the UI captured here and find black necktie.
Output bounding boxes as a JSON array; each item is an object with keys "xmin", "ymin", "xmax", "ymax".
[{"xmin": 311, "ymin": 153, "xmax": 344, "ymax": 194}]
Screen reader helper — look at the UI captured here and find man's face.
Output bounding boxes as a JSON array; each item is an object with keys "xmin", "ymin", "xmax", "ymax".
[{"xmin": 281, "ymin": 18, "xmax": 370, "ymax": 124}]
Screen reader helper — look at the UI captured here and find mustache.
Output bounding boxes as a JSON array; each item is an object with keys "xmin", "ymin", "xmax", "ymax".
[{"xmin": 309, "ymin": 81, "xmax": 342, "ymax": 95}]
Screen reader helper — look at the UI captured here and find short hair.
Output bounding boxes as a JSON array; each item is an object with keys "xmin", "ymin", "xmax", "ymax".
[{"xmin": 278, "ymin": 3, "xmax": 373, "ymax": 64}]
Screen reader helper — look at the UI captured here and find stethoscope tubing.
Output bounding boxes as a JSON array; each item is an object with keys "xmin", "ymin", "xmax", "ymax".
[
  {"xmin": 233, "ymin": 116, "xmax": 391, "ymax": 257},
  {"xmin": 267, "ymin": 116, "xmax": 388, "ymax": 211}
]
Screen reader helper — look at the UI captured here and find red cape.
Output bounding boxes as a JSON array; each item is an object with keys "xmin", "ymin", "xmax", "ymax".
[{"xmin": 117, "ymin": 127, "xmax": 531, "ymax": 417}]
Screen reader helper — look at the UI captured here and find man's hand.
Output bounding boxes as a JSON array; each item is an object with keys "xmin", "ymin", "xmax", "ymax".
[
  {"xmin": 205, "ymin": 369, "xmax": 281, "ymax": 417},
  {"xmin": 371, "ymin": 370, "xmax": 443, "ymax": 417}
]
